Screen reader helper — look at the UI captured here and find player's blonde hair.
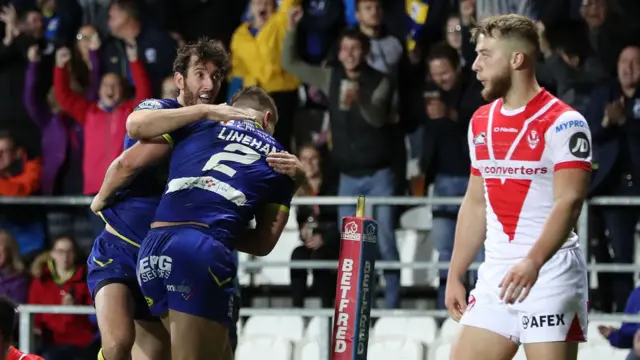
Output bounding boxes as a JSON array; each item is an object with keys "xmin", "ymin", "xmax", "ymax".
[{"xmin": 470, "ymin": 14, "xmax": 541, "ymax": 58}]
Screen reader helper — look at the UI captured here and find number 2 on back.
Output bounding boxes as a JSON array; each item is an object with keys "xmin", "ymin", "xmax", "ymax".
[{"xmin": 203, "ymin": 143, "xmax": 260, "ymax": 177}]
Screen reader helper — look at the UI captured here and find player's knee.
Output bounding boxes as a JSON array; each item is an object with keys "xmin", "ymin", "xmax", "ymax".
[{"xmin": 101, "ymin": 335, "xmax": 136, "ymax": 360}]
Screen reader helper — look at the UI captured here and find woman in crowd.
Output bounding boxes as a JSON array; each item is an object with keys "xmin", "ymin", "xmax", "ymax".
[
  {"xmin": 28, "ymin": 235, "xmax": 95, "ymax": 360},
  {"xmin": 0, "ymin": 230, "xmax": 29, "ymax": 304}
]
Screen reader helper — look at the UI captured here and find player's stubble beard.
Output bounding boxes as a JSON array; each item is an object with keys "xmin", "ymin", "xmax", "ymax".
[
  {"xmin": 183, "ymin": 85, "xmax": 199, "ymax": 106},
  {"xmin": 481, "ymin": 69, "xmax": 512, "ymax": 102}
]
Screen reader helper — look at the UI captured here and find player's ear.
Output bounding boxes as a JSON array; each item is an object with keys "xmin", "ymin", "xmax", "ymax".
[
  {"xmin": 262, "ymin": 110, "xmax": 274, "ymax": 129},
  {"xmin": 511, "ymin": 52, "xmax": 526, "ymax": 70},
  {"xmin": 174, "ymin": 72, "xmax": 185, "ymax": 90}
]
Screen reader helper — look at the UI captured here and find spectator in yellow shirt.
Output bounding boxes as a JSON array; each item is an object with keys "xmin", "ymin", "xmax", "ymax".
[{"xmin": 230, "ymin": 0, "xmax": 301, "ymax": 150}]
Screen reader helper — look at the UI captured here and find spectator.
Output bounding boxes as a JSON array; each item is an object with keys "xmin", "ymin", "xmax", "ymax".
[
  {"xmin": 282, "ymin": 12, "xmax": 400, "ymax": 308},
  {"xmin": 161, "ymin": 75, "xmax": 177, "ymax": 99},
  {"xmin": 579, "ymin": 0, "xmax": 628, "ymax": 74},
  {"xmin": 102, "ymin": 0, "xmax": 177, "ymax": 97},
  {"xmin": 536, "ymin": 20, "xmax": 606, "ymax": 114},
  {"xmin": 417, "ymin": 42, "xmax": 485, "ymax": 310},
  {"xmin": 0, "ymin": 130, "xmax": 44, "ymax": 256},
  {"xmin": 36, "ymin": 0, "xmax": 82, "ymax": 48},
  {"xmin": 0, "ymin": 5, "xmax": 41, "ymax": 153},
  {"xmin": 584, "ymin": 44, "xmax": 640, "ymax": 312},
  {"xmin": 355, "ymin": 0, "xmax": 402, "ymax": 76},
  {"xmin": 53, "ymin": 45, "xmax": 151, "ymax": 198},
  {"xmin": 632, "ymin": 330, "xmax": 640, "ymax": 360},
  {"xmin": 24, "ymin": 44, "xmax": 84, "ymax": 195},
  {"xmin": 598, "ymin": 285, "xmax": 640, "ymax": 349},
  {"xmin": 290, "ymin": 144, "xmax": 339, "ymax": 308},
  {"xmin": 69, "ymin": 24, "xmax": 102, "ymax": 100},
  {"xmin": 28, "ymin": 235, "xmax": 95, "ymax": 360},
  {"xmin": 54, "ymin": 44, "xmax": 151, "ymax": 237},
  {"xmin": 0, "ymin": 230, "xmax": 29, "ymax": 304},
  {"xmin": 230, "ymin": 0, "xmax": 301, "ymax": 150}
]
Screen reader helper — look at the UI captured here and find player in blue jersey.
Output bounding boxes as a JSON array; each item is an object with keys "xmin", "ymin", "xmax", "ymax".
[
  {"xmin": 127, "ymin": 86, "xmax": 302, "ymax": 360},
  {"xmin": 87, "ymin": 38, "xmax": 261, "ymax": 360}
]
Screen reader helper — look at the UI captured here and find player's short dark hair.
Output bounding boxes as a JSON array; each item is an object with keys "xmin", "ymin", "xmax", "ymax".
[
  {"xmin": 339, "ymin": 29, "xmax": 371, "ymax": 55},
  {"xmin": 230, "ymin": 86, "xmax": 279, "ymax": 124},
  {"xmin": 355, "ymin": 0, "xmax": 379, "ymax": 8},
  {"xmin": 470, "ymin": 14, "xmax": 541, "ymax": 57},
  {"xmin": 110, "ymin": 0, "xmax": 141, "ymax": 21},
  {"xmin": 0, "ymin": 297, "xmax": 17, "ymax": 342},
  {"xmin": 427, "ymin": 42, "xmax": 461, "ymax": 69},
  {"xmin": 173, "ymin": 38, "xmax": 230, "ymax": 79}
]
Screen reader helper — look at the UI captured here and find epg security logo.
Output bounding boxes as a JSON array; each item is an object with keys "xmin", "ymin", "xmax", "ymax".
[{"xmin": 569, "ymin": 132, "xmax": 590, "ymax": 159}]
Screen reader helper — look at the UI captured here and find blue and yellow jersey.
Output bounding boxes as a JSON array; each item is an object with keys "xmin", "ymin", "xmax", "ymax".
[
  {"xmin": 98, "ymin": 98, "xmax": 181, "ymax": 246},
  {"xmin": 154, "ymin": 119, "xmax": 295, "ymax": 246}
]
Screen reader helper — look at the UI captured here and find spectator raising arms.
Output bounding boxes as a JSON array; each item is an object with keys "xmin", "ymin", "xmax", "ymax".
[
  {"xmin": 0, "ymin": 230, "xmax": 29, "ymax": 304},
  {"xmin": 28, "ymin": 236, "xmax": 94, "ymax": 360},
  {"xmin": 53, "ymin": 43, "xmax": 151, "ymax": 197}
]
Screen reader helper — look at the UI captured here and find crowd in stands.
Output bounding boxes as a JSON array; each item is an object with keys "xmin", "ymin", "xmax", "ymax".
[{"xmin": 0, "ymin": 0, "xmax": 638, "ymax": 358}]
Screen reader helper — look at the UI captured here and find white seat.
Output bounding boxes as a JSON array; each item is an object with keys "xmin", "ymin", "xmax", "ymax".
[
  {"xmin": 367, "ymin": 339, "xmax": 423, "ymax": 360},
  {"xmin": 305, "ymin": 317, "xmax": 332, "ymax": 340},
  {"xmin": 611, "ymin": 348, "xmax": 632, "ymax": 360},
  {"xmin": 578, "ymin": 344, "xmax": 619, "ymax": 360},
  {"xmin": 297, "ymin": 340, "xmax": 321, "ymax": 360},
  {"xmin": 439, "ymin": 318, "xmax": 462, "ymax": 341},
  {"xmin": 373, "ymin": 316, "xmax": 439, "ymax": 345},
  {"xmin": 284, "ymin": 206, "xmax": 298, "ymax": 230},
  {"xmin": 243, "ymin": 316, "xmax": 305, "ymax": 342},
  {"xmin": 396, "ymin": 229, "xmax": 434, "ymax": 287},
  {"xmin": 237, "ymin": 252, "xmax": 251, "ymax": 286},
  {"xmin": 254, "ymin": 230, "xmax": 300, "ymax": 285},
  {"xmin": 586, "ymin": 321, "xmax": 621, "ymax": 344},
  {"xmin": 235, "ymin": 337, "xmax": 293, "ymax": 360},
  {"xmin": 432, "ymin": 342, "xmax": 452, "ymax": 360}
]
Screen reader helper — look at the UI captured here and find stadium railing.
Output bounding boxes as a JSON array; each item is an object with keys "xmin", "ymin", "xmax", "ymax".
[{"xmin": 4, "ymin": 195, "xmax": 640, "ymax": 353}]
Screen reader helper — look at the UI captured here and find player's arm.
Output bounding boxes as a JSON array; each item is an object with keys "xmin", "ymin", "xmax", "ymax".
[
  {"xmin": 126, "ymin": 101, "xmax": 258, "ymax": 140},
  {"xmin": 448, "ymin": 119, "xmax": 487, "ymax": 282},
  {"xmin": 235, "ymin": 205, "xmax": 290, "ymax": 256},
  {"xmin": 525, "ymin": 111, "xmax": 592, "ymax": 269},
  {"xmin": 91, "ymin": 137, "xmax": 171, "ymax": 212},
  {"xmin": 448, "ymin": 173, "xmax": 486, "ymax": 281}
]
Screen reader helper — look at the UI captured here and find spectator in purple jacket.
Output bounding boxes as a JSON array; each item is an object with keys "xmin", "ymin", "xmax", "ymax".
[
  {"xmin": 0, "ymin": 230, "xmax": 29, "ymax": 304},
  {"xmin": 23, "ymin": 36, "xmax": 99, "ymax": 195}
]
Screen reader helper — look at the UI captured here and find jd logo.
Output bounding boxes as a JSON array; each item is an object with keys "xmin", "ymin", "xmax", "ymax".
[{"xmin": 569, "ymin": 132, "xmax": 590, "ymax": 159}]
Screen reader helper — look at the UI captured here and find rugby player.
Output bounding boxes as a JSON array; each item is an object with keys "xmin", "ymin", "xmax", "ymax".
[
  {"xmin": 128, "ymin": 86, "xmax": 300, "ymax": 360},
  {"xmin": 445, "ymin": 14, "xmax": 591, "ymax": 360},
  {"xmin": 87, "ymin": 38, "xmax": 259, "ymax": 360},
  {"xmin": 0, "ymin": 297, "xmax": 44, "ymax": 360}
]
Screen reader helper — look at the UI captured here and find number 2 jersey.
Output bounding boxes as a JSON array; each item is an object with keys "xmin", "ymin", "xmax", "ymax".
[
  {"xmin": 153, "ymin": 119, "xmax": 295, "ymax": 246},
  {"xmin": 468, "ymin": 89, "xmax": 592, "ymax": 261},
  {"xmin": 98, "ymin": 98, "xmax": 181, "ymax": 244}
]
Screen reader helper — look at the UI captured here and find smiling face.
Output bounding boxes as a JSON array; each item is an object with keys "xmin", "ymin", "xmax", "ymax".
[
  {"xmin": 99, "ymin": 73, "xmax": 124, "ymax": 107},
  {"xmin": 175, "ymin": 55, "xmax": 222, "ymax": 106}
]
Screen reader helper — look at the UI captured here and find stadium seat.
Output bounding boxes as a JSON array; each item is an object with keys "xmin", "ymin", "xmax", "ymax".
[
  {"xmin": 285, "ymin": 206, "xmax": 298, "ymax": 230},
  {"xmin": 305, "ymin": 316, "xmax": 332, "ymax": 340},
  {"xmin": 586, "ymin": 321, "xmax": 622, "ymax": 344},
  {"xmin": 432, "ymin": 342, "xmax": 452, "ymax": 360},
  {"xmin": 243, "ymin": 315, "xmax": 305, "ymax": 342},
  {"xmin": 237, "ymin": 251, "xmax": 251, "ymax": 286},
  {"xmin": 297, "ymin": 340, "xmax": 321, "ymax": 360},
  {"xmin": 577, "ymin": 344, "xmax": 621, "ymax": 360},
  {"xmin": 368, "ymin": 338, "xmax": 424, "ymax": 360},
  {"xmin": 396, "ymin": 229, "xmax": 436, "ymax": 287},
  {"xmin": 254, "ymin": 230, "xmax": 300, "ymax": 285},
  {"xmin": 372, "ymin": 316, "xmax": 438, "ymax": 345},
  {"xmin": 439, "ymin": 318, "xmax": 461, "ymax": 341},
  {"xmin": 235, "ymin": 337, "xmax": 293, "ymax": 360}
]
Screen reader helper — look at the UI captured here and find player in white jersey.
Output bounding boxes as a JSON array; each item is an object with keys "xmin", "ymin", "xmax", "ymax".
[{"xmin": 445, "ymin": 14, "xmax": 591, "ymax": 360}]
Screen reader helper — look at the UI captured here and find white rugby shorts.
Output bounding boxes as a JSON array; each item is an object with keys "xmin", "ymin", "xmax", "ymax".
[{"xmin": 460, "ymin": 247, "xmax": 588, "ymax": 344}]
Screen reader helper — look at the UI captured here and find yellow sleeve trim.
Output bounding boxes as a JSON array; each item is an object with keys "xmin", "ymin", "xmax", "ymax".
[
  {"xmin": 267, "ymin": 203, "xmax": 289, "ymax": 213},
  {"xmin": 162, "ymin": 133, "xmax": 174, "ymax": 148}
]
